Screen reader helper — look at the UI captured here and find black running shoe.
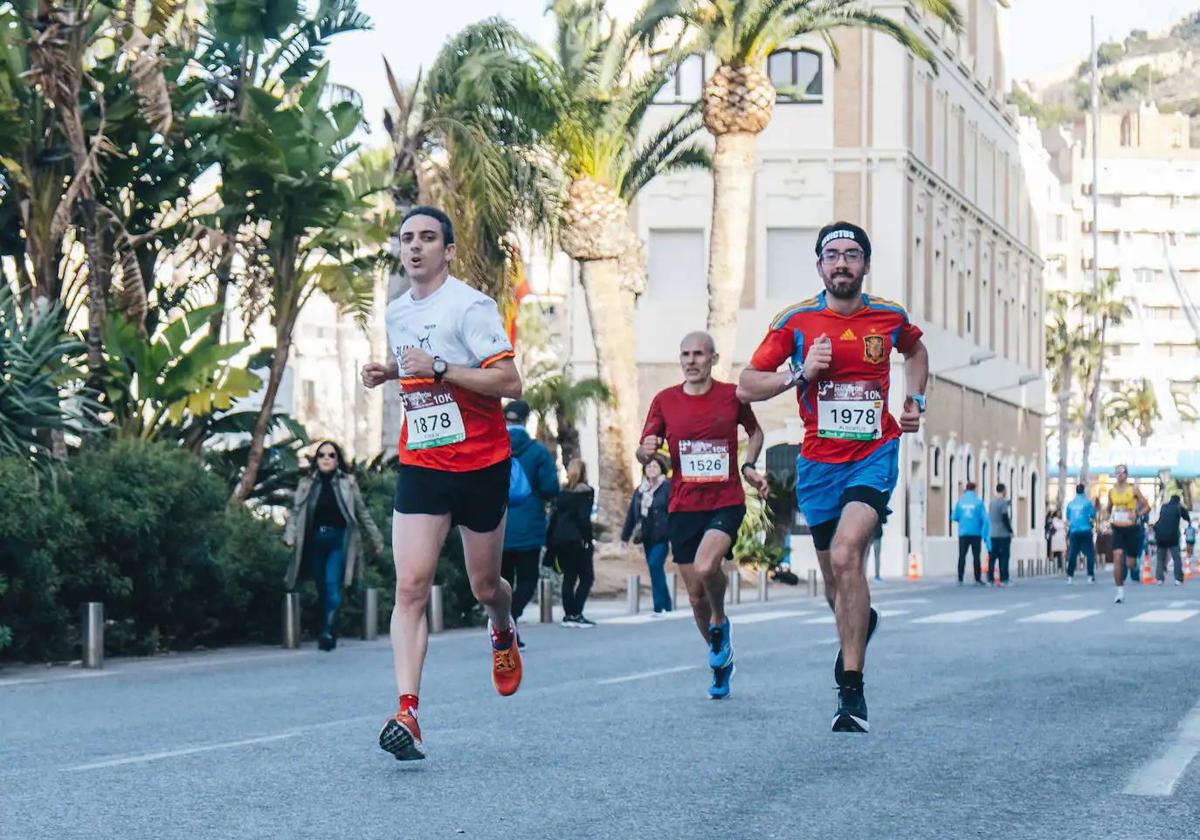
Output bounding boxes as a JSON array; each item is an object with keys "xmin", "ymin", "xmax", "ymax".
[
  {"xmin": 379, "ymin": 712, "xmax": 425, "ymax": 761},
  {"xmin": 834, "ymin": 607, "xmax": 878, "ymax": 685},
  {"xmin": 831, "ymin": 685, "xmax": 869, "ymax": 733}
]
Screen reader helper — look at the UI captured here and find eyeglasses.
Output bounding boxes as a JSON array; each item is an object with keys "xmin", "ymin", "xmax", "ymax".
[
  {"xmin": 317, "ymin": 452, "xmax": 336, "ymax": 459},
  {"xmin": 820, "ymin": 249, "xmax": 865, "ymax": 266}
]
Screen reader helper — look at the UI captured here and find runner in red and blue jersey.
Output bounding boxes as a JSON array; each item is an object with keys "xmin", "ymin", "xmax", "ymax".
[{"xmin": 737, "ymin": 222, "xmax": 929, "ymax": 733}]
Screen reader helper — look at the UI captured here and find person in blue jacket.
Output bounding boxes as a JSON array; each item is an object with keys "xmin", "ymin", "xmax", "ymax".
[
  {"xmin": 1064, "ymin": 483, "xmax": 1097, "ymax": 583},
  {"xmin": 951, "ymin": 481, "xmax": 987, "ymax": 585},
  {"xmin": 501, "ymin": 400, "xmax": 560, "ymax": 646}
]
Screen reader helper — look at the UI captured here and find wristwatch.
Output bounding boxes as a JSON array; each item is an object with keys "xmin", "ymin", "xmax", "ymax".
[
  {"xmin": 786, "ymin": 367, "xmax": 807, "ymax": 389},
  {"xmin": 909, "ymin": 393, "xmax": 927, "ymax": 413},
  {"xmin": 432, "ymin": 356, "xmax": 448, "ymax": 383}
]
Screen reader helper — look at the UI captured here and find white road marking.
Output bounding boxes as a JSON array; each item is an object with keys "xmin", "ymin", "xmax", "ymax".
[
  {"xmin": 802, "ymin": 615, "xmax": 836, "ymax": 624},
  {"xmin": 870, "ymin": 598, "xmax": 930, "ymax": 607},
  {"xmin": 1129, "ymin": 610, "xmax": 1199, "ymax": 623},
  {"xmin": 61, "ymin": 716, "xmax": 376, "ymax": 772},
  {"xmin": 597, "ymin": 665, "xmax": 701, "ymax": 685},
  {"xmin": 1061, "ymin": 594, "xmax": 1083, "ymax": 600},
  {"xmin": 912, "ymin": 610, "xmax": 1006, "ymax": 624},
  {"xmin": 1018, "ymin": 610, "xmax": 1103, "ymax": 623},
  {"xmin": 1123, "ymin": 699, "xmax": 1200, "ymax": 797},
  {"xmin": 877, "ymin": 609, "xmax": 910, "ymax": 618},
  {"xmin": 603, "ymin": 611, "xmax": 692, "ymax": 625},
  {"xmin": 735, "ymin": 610, "xmax": 810, "ymax": 624},
  {"xmin": 0, "ymin": 670, "xmax": 117, "ymax": 689}
]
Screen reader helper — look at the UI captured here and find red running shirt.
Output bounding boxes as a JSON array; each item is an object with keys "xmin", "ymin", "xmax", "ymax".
[
  {"xmin": 748, "ymin": 292, "xmax": 923, "ymax": 465},
  {"xmin": 641, "ymin": 381, "xmax": 760, "ymax": 513}
]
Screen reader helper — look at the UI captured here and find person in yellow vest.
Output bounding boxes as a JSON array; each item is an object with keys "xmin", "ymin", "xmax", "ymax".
[{"xmin": 1108, "ymin": 464, "xmax": 1149, "ymax": 604}]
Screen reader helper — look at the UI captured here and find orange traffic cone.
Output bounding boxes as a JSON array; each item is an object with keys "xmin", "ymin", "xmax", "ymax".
[
  {"xmin": 1142, "ymin": 551, "xmax": 1155, "ymax": 585},
  {"xmin": 1184, "ymin": 552, "xmax": 1194, "ymax": 581},
  {"xmin": 907, "ymin": 553, "xmax": 920, "ymax": 581}
]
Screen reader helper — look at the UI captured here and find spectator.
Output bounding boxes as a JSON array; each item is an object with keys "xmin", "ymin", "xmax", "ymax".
[
  {"xmin": 951, "ymin": 481, "xmax": 987, "ymax": 586},
  {"xmin": 547, "ymin": 458, "xmax": 596, "ymax": 627},
  {"xmin": 1186, "ymin": 521, "xmax": 1197, "ymax": 563},
  {"xmin": 1049, "ymin": 510, "xmax": 1067, "ymax": 571},
  {"xmin": 1064, "ymin": 483, "xmax": 1097, "ymax": 583},
  {"xmin": 1154, "ymin": 494, "xmax": 1191, "ymax": 586},
  {"xmin": 1095, "ymin": 523, "xmax": 1113, "ymax": 570},
  {"xmin": 622, "ymin": 453, "xmax": 673, "ymax": 614},
  {"xmin": 987, "ymin": 483, "xmax": 1013, "ymax": 586},
  {"xmin": 501, "ymin": 400, "xmax": 560, "ymax": 648},
  {"xmin": 284, "ymin": 441, "xmax": 384, "ymax": 651}
]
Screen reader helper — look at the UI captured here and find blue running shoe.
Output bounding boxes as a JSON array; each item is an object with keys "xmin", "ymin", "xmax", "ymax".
[
  {"xmin": 708, "ymin": 662, "xmax": 735, "ymax": 700},
  {"xmin": 707, "ymin": 620, "xmax": 732, "ymax": 669}
]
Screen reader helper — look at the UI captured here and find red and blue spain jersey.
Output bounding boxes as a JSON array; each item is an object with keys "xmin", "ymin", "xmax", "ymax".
[{"xmin": 749, "ymin": 291, "xmax": 923, "ymax": 464}]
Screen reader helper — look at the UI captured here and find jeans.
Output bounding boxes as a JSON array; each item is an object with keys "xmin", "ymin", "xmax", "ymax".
[
  {"xmin": 1156, "ymin": 544, "xmax": 1183, "ymax": 583},
  {"xmin": 307, "ymin": 525, "xmax": 347, "ymax": 636},
  {"xmin": 988, "ymin": 537, "xmax": 1011, "ymax": 583},
  {"xmin": 1066, "ymin": 532, "xmax": 1095, "ymax": 578},
  {"xmin": 643, "ymin": 541, "xmax": 672, "ymax": 612},
  {"xmin": 501, "ymin": 548, "xmax": 541, "ymax": 621},
  {"xmin": 957, "ymin": 536, "xmax": 982, "ymax": 582},
  {"xmin": 558, "ymin": 542, "xmax": 595, "ymax": 617}
]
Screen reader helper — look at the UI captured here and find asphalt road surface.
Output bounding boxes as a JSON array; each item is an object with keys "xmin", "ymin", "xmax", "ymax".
[{"xmin": 3, "ymin": 576, "xmax": 1199, "ymax": 839}]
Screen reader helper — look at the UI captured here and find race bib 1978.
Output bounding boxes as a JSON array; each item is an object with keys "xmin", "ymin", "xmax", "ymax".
[
  {"xmin": 403, "ymin": 384, "xmax": 466, "ymax": 450},
  {"xmin": 678, "ymin": 440, "xmax": 730, "ymax": 483},
  {"xmin": 816, "ymin": 380, "xmax": 883, "ymax": 441}
]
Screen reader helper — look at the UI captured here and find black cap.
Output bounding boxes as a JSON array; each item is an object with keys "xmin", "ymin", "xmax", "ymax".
[
  {"xmin": 815, "ymin": 221, "xmax": 872, "ymax": 261},
  {"xmin": 504, "ymin": 399, "xmax": 530, "ymax": 423}
]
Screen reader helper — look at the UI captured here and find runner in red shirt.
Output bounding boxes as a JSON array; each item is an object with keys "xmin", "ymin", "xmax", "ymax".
[
  {"xmin": 738, "ymin": 222, "xmax": 929, "ymax": 733},
  {"xmin": 639, "ymin": 331, "xmax": 767, "ymax": 699},
  {"xmin": 361, "ymin": 207, "xmax": 524, "ymax": 761}
]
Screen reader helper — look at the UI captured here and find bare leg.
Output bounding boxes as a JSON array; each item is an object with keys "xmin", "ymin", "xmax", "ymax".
[
  {"xmin": 390, "ymin": 512, "xmax": 450, "ymax": 697},
  {"xmin": 692, "ymin": 529, "xmax": 733, "ymax": 627},
  {"xmin": 460, "ymin": 511, "xmax": 514, "ymax": 633},
  {"xmin": 829, "ymin": 503, "xmax": 877, "ymax": 673},
  {"xmin": 1112, "ymin": 549, "xmax": 1125, "ymax": 586},
  {"xmin": 676, "ymin": 563, "xmax": 711, "ymax": 642}
]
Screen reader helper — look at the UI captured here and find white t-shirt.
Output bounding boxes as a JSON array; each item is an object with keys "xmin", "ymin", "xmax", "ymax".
[{"xmin": 385, "ymin": 276, "xmax": 514, "ymax": 470}]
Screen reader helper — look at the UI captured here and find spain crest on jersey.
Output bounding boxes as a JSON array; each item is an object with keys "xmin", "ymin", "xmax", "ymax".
[{"xmin": 863, "ymin": 334, "xmax": 886, "ymax": 364}]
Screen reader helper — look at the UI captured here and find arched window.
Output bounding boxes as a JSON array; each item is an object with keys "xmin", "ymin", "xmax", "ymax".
[
  {"xmin": 947, "ymin": 455, "xmax": 957, "ymax": 533},
  {"xmin": 1029, "ymin": 472, "xmax": 1039, "ymax": 530},
  {"xmin": 656, "ymin": 54, "xmax": 707, "ymax": 103},
  {"xmin": 768, "ymin": 48, "xmax": 823, "ymax": 102},
  {"xmin": 1120, "ymin": 114, "xmax": 1133, "ymax": 147}
]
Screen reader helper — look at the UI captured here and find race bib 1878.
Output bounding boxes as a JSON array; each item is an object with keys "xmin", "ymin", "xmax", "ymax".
[
  {"xmin": 678, "ymin": 440, "xmax": 730, "ymax": 483},
  {"xmin": 403, "ymin": 384, "xmax": 466, "ymax": 450},
  {"xmin": 816, "ymin": 380, "xmax": 884, "ymax": 441}
]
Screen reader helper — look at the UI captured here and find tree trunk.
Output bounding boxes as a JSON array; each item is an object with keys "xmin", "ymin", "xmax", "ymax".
[
  {"xmin": 705, "ymin": 131, "xmax": 758, "ymax": 381},
  {"xmin": 1055, "ymin": 350, "xmax": 1072, "ymax": 508},
  {"xmin": 578, "ymin": 257, "xmax": 638, "ymax": 533},
  {"xmin": 80, "ymin": 201, "xmax": 110, "ymax": 391},
  {"xmin": 208, "ymin": 239, "xmax": 236, "ymax": 340},
  {"xmin": 1078, "ymin": 315, "xmax": 1109, "ymax": 488},
  {"xmin": 232, "ymin": 319, "xmax": 294, "ymax": 502}
]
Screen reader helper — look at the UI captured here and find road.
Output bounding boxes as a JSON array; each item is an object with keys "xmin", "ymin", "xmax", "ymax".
[{"xmin": 3, "ymin": 577, "xmax": 1199, "ymax": 839}]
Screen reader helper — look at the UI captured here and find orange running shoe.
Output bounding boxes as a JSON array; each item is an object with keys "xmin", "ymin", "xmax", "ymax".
[
  {"xmin": 490, "ymin": 620, "xmax": 523, "ymax": 696},
  {"xmin": 378, "ymin": 710, "xmax": 424, "ymax": 761}
]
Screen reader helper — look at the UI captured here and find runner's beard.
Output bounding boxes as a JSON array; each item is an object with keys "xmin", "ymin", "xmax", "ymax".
[{"xmin": 824, "ymin": 270, "xmax": 864, "ymax": 299}]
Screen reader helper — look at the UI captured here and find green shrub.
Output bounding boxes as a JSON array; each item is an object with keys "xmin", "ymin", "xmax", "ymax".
[{"xmin": 212, "ymin": 504, "xmax": 292, "ymax": 644}]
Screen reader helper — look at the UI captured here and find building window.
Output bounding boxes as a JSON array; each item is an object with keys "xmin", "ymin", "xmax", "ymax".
[
  {"xmin": 647, "ymin": 229, "xmax": 705, "ymax": 299},
  {"xmin": 656, "ymin": 54, "xmax": 706, "ymax": 103},
  {"xmin": 1120, "ymin": 115, "xmax": 1132, "ymax": 147},
  {"xmin": 766, "ymin": 228, "xmax": 816, "ymax": 299},
  {"xmin": 930, "ymin": 442, "xmax": 943, "ymax": 488},
  {"xmin": 768, "ymin": 49, "xmax": 822, "ymax": 102}
]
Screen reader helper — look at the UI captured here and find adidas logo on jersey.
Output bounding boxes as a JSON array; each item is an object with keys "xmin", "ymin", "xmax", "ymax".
[{"xmin": 839, "ymin": 328, "xmax": 857, "ymax": 341}]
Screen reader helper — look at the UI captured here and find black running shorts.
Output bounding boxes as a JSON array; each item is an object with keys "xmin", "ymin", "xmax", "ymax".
[
  {"xmin": 1110, "ymin": 525, "xmax": 1140, "ymax": 558},
  {"xmin": 668, "ymin": 505, "xmax": 746, "ymax": 565},
  {"xmin": 393, "ymin": 459, "xmax": 509, "ymax": 532}
]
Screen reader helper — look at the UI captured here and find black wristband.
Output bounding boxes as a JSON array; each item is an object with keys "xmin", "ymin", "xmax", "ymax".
[{"xmin": 741, "ymin": 462, "xmax": 757, "ymax": 476}]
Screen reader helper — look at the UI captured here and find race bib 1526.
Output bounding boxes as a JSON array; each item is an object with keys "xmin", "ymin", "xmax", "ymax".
[{"xmin": 678, "ymin": 440, "xmax": 730, "ymax": 483}]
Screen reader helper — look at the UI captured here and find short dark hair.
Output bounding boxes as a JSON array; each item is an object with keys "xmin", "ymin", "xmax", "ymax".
[
  {"xmin": 1171, "ymin": 493, "xmax": 1181, "ymax": 503},
  {"xmin": 1076, "ymin": 483, "xmax": 1086, "ymax": 494},
  {"xmin": 815, "ymin": 221, "xmax": 872, "ymax": 261},
  {"xmin": 401, "ymin": 205, "xmax": 455, "ymax": 245},
  {"xmin": 965, "ymin": 481, "xmax": 976, "ymax": 491},
  {"xmin": 996, "ymin": 482, "xmax": 1006, "ymax": 494}
]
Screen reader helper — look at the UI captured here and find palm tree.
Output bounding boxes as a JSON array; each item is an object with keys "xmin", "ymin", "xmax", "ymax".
[
  {"xmin": 1077, "ymin": 271, "xmax": 1129, "ymax": 487},
  {"xmin": 523, "ymin": 366, "xmax": 611, "ymax": 467},
  {"xmin": 1103, "ymin": 379, "xmax": 1158, "ymax": 447},
  {"xmin": 636, "ymin": 0, "xmax": 964, "ymax": 379},
  {"xmin": 227, "ymin": 77, "xmax": 396, "ymax": 501}
]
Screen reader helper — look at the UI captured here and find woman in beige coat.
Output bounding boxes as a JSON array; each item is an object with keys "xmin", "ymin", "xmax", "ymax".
[{"xmin": 284, "ymin": 441, "xmax": 384, "ymax": 650}]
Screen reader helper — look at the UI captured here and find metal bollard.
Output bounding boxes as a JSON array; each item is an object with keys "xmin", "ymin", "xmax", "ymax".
[
  {"xmin": 282, "ymin": 592, "xmax": 301, "ymax": 649},
  {"xmin": 1017, "ymin": 559, "xmax": 1024, "ymax": 578},
  {"xmin": 666, "ymin": 572, "xmax": 678, "ymax": 612},
  {"xmin": 539, "ymin": 578, "xmax": 555, "ymax": 623},
  {"xmin": 730, "ymin": 568, "xmax": 742, "ymax": 604},
  {"xmin": 427, "ymin": 584, "xmax": 445, "ymax": 633},
  {"xmin": 626, "ymin": 574, "xmax": 641, "ymax": 614},
  {"xmin": 807, "ymin": 569, "xmax": 818, "ymax": 598},
  {"xmin": 82, "ymin": 602, "xmax": 104, "ymax": 669},
  {"xmin": 362, "ymin": 587, "xmax": 379, "ymax": 641},
  {"xmin": 758, "ymin": 568, "xmax": 770, "ymax": 602}
]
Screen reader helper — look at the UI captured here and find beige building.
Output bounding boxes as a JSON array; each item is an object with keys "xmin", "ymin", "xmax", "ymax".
[{"xmin": 558, "ymin": 0, "xmax": 1046, "ymax": 574}]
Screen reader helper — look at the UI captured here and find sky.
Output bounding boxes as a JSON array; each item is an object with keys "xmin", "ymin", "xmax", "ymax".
[{"xmin": 324, "ymin": 0, "xmax": 1200, "ymax": 134}]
